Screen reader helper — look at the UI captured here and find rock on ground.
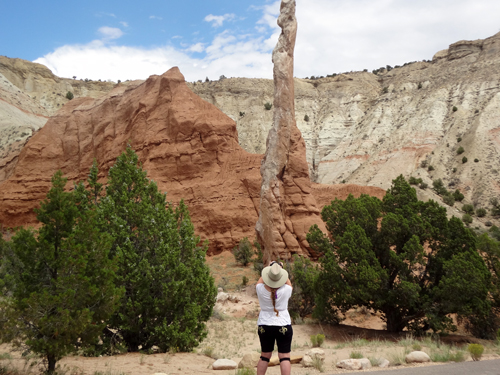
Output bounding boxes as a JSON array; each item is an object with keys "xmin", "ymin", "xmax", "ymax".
[
  {"xmin": 212, "ymin": 359, "xmax": 238, "ymax": 370},
  {"xmin": 406, "ymin": 351, "xmax": 431, "ymax": 363},
  {"xmin": 336, "ymin": 358, "xmax": 372, "ymax": 370}
]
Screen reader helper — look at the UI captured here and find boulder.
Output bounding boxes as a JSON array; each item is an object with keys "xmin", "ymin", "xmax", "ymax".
[
  {"xmin": 379, "ymin": 358, "xmax": 390, "ymax": 368},
  {"xmin": 336, "ymin": 358, "xmax": 372, "ymax": 370},
  {"xmin": 212, "ymin": 359, "xmax": 238, "ymax": 370},
  {"xmin": 238, "ymin": 352, "xmax": 261, "ymax": 368},
  {"xmin": 302, "ymin": 348, "xmax": 325, "ymax": 367},
  {"xmin": 405, "ymin": 351, "xmax": 431, "ymax": 363}
]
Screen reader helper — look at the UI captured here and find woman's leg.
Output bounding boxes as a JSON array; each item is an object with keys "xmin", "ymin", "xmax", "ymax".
[
  {"xmin": 278, "ymin": 352, "xmax": 291, "ymax": 375},
  {"xmin": 257, "ymin": 352, "xmax": 272, "ymax": 375}
]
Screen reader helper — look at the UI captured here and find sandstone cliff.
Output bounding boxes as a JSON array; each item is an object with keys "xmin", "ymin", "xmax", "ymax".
[
  {"xmin": 190, "ymin": 32, "xmax": 500, "ymax": 215},
  {"xmin": 0, "ymin": 67, "xmax": 384, "ymax": 255}
]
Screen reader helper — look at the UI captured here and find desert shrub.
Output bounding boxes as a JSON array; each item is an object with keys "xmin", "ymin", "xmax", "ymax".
[
  {"xmin": 462, "ymin": 204, "xmax": 474, "ymax": 215},
  {"xmin": 264, "ymin": 102, "xmax": 272, "ymax": 110},
  {"xmin": 382, "ymin": 87, "xmax": 389, "ymax": 94},
  {"xmin": 467, "ymin": 344, "xmax": 484, "ymax": 361},
  {"xmin": 408, "ymin": 177, "xmax": 422, "ymax": 185},
  {"xmin": 242, "ymin": 276, "xmax": 249, "ymax": 286},
  {"xmin": 428, "ymin": 165, "xmax": 435, "ymax": 171},
  {"xmin": 420, "ymin": 160, "xmax": 428, "ymax": 168},
  {"xmin": 457, "ymin": 137, "xmax": 462, "ymax": 142},
  {"xmin": 253, "ymin": 240, "xmax": 264, "ymax": 275},
  {"xmin": 453, "ymin": 106, "xmax": 458, "ymax": 112},
  {"xmin": 432, "ymin": 179, "xmax": 448, "ymax": 196},
  {"xmin": 476, "ymin": 208, "xmax": 487, "ymax": 217},
  {"xmin": 453, "ymin": 189, "xmax": 464, "ymax": 202},
  {"xmin": 419, "ymin": 182, "xmax": 428, "ymax": 190},
  {"xmin": 239, "ymin": 112, "xmax": 245, "ymax": 117},
  {"xmin": 457, "ymin": 146, "xmax": 465, "ymax": 155},
  {"xmin": 412, "ymin": 343, "xmax": 422, "ymax": 351},
  {"xmin": 452, "ymin": 168, "xmax": 457, "ymax": 173},
  {"xmin": 474, "ymin": 158, "xmax": 479, "ymax": 163},
  {"xmin": 66, "ymin": 91, "xmax": 74, "ymax": 100},
  {"xmin": 304, "ymin": 115, "xmax": 310, "ymax": 122},
  {"xmin": 462, "ymin": 156, "xmax": 468, "ymax": 163},
  {"xmin": 233, "ymin": 237, "xmax": 253, "ymax": 266},
  {"xmin": 417, "ymin": 83, "xmax": 422, "ymax": 89},
  {"xmin": 491, "ymin": 198, "xmax": 500, "ymax": 216},
  {"xmin": 236, "ymin": 368, "xmax": 256, "ymax": 375},
  {"xmin": 310, "ymin": 334, "xmax": 325, "ymax": 348},
  {"xmin": 462, "ymin": 214, "xmax": 473, "ymax": 225},
  {"xmin": 443, "ymin": 193, "xmax": 455, "ymax": 207},
  {"xmin": 350, "ymin": 351, "xmax": 364, "ymax": 359}
]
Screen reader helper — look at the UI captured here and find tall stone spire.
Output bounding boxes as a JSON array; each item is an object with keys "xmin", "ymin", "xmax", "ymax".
[{"xmin": 256, "ymin": 0, "xmax": 326, "ymax": 262}]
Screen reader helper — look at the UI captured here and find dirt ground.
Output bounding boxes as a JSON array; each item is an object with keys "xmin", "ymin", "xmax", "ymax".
[{"xmin": 1, "ymin": 252, "xmax": 499, "ymax": 375}]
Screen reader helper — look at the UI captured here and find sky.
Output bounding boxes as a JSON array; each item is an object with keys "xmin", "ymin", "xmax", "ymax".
[{"xmin": 1, "ymin": 0, "xmax": 500, "ymax": 82}]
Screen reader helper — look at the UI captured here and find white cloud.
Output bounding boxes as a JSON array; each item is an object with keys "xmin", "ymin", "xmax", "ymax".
[
  {"xmin": 149, "ymin": 15, "xmax": 163, "ymax": 20},
  {"xmin": 204, "ymin": 13, "xmax": 236, "ymax": 27},
  {"xmin": 34, "ymin": 0, "xmax": 500, "ymax": 82},
  {"xmin": 120, "ymin": 21, "xmax": 129, "ymax": 28},
  {"xmin": 97, "ymin": 26, "xmax": 124, "ymax": 41}
]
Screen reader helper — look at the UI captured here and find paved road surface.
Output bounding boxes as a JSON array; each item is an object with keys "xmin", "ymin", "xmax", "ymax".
[{"xmin": 330, "ymin": 359, "xmax": 500, "ymax": 375}]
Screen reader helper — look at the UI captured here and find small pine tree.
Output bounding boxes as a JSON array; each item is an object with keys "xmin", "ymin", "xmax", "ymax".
[
  {"xmin": 0, "ymin": 171, "xmax": 121, "ymax": 374},
  {"xmin": 462, "ymin": 156, "xmax": 468, "ymax": 163},
  {"xmin": 463, "ymin": 204, "xmax": 475, "ymax": 215},
  {"xmin": 304, "ymin": 114, "xmax": 310, "ymax": 122},
  {"xmin": 462, "ymin": 213, "xmax": 473, "ymax": 225},
  {"xmin": 457, "ymin": 146, "xmax": 465, "ymax": 155},
  {"xmin": 453, "ymin": 189, "xmax": 465, "ymax": 202},
  {"xmin": 66, "ymin": 91, "xmax": 74, "ymax": 100}
]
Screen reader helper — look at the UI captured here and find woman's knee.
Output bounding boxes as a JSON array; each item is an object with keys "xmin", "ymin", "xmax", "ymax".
[
  {"xmin": 278, "ymin": 352, "xmax": 291, "ymax": 359},
  {"xmin": 260, "ymin": 352, "xmax": 272, "ymax": 359}
]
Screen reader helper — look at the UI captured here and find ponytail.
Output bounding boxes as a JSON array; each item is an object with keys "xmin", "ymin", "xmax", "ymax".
[{"xmin": 270, "ymin": 288, "xmax": 279, "ymax": 316}]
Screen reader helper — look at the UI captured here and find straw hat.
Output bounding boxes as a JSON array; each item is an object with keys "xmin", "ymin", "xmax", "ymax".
[{"xmin": 261, "ymin": 263, "xmax": 288, "ymax": 288}]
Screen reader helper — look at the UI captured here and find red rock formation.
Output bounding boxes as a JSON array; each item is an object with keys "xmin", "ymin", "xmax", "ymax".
[
  {"xmin": 0, "ymin": 66, "xmax": 385, "ymax": 254},
  {"xmin": 256, "ymin": 0, "xmax": 327, "ymax": 262}
]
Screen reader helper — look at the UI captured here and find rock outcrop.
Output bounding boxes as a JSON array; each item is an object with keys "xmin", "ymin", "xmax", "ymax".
[
  {"xmin": 190, "ymin": 31, "xmax": 500, "ymax": 217},
  {"xmin": 256, "ymin": 0, "xmax": 326, "ymax": 261}
]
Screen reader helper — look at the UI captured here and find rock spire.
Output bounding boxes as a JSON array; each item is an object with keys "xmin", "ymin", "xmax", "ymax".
[{"xmin": 256, "ymin": 0, "xmax": 326, "ymax": 262}]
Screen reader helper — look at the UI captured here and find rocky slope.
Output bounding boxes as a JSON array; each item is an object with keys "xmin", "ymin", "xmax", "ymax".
[{"xmin": 190, "ymin": 32, "xmax": 500, "ymax": 216}]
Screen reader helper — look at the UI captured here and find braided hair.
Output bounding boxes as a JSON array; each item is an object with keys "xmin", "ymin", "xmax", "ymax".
[{"xmin": 270, "ymin": 287, "xmax": 279, "ymax": 316}]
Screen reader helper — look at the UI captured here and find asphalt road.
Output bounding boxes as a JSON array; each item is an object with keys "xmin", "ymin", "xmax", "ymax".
[{"xmin": 330, "ymin": 359, "xmax": 500, "ymax": 375}]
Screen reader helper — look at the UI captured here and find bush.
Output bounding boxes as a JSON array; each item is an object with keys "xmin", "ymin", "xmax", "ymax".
[
  {"xmin": 420, "ymin": 160, "xmax": 428, "ymax": 168},
  {"xmin": 408, "ymin": 177, "xmax": 422, "ymax": 185},
  {"xmin": 452, "ymin": 168, "xmax": 457, "ymax": 173},
  {"xmin": 433, "ymin": 179, "xmax": 448, "ymax": 196},
  {"xmin": 304, "ymin": 115, "xmax": 310, "ymax": 122},
  {"xmin": 310, "ymin": 334, "xmax": 325, "ymax": 347},
  {"xmin": 253, "ymin": 240, "xmax": 264, "ymax": 275},
  {"xmin": 233, "ymin": 237, "xmax": 253, "ymax": 266},
  {"xmin": 467, "ymin": 344, "xmax": 484, "ymax": 361},
  {"xmin": 350, "ymin": 351, "xmax": 364, "ymax": 359},
  {"xmin": 443, "ymin": 193, "xmax": 455, "ymax": 207},
  {"xmin": 242, "ymin": 276, "xmax": 249, "ymax": 286},
  {"xmin": 66, "ymin": 91, "xmax": 74, "ymax": 100},
  {"xmin": 453, "ymin": 106, "xmax": 458, "ymax": 112},
  {"xmin": 236, "ymin": 368, "xmax": 256, "ymax": 375},
  {"xmin": 453, "ymin": 189, "xmax": 464, "ymax": 202},
  {"xmin": 417, "ymin": 83, "xmax": 422, "ymax": 89},
  {"xmin": 419, "ymin": 182, "xmax": 428, "ymax": 190},
  {"xmin": 264, "ymin": 102, "xmax": 272, "ymax": 110},
  {"xmin": 457, "ymin": 137, "xmax": 462, "ymax": 142},
  {"xmin": 476, "ymin": 208, "xmax": 487, "ymax": 217},
  {"xmin": 457, "ymin": 146, "xmax": 465, "ymax": 155},
  {"xmin": 463, "ymin": 204, "xmax": 475, "ymax": 215},
  {"xmin": 462, "ymin": 156, "xmax": 468, "ymax": 163},
  {"xmin": 382, "ymin": 87, "xmax": 389, "ymax": 94},
  {"xmin": 428, "ymin": 165, "xmax": 435, "ymax": 171},
  {"xmin": 490, "ymin": 198, "xmax": 500, "ymax": 216},
  {"xmin": 462, "ymin": 214, "xmax": 473, "ymax": 225},
  {"xmin": 474, "ymin": 158, "xmax": 479, "ymax": 163}
]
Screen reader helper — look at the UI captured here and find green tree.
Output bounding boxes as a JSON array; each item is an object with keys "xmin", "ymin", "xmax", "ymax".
[
  {"xmin": 453, "ymin": 189, "xmax": 464, "ymax": 202},
  {"xmin": 284, "ymin": 255, "xmax": 319, "ymax": 321},
  {"xmin": 0, "ymin": 171, "xmax": 121, "ymax": 374},
  {"xmin": 65, "ymin": 91, "xmax": 74, "ymax": 100},
  {"xmin": 462, "ymin": 204, "xmax": 474, "ymax": 215},
  {"xmin": 432, "ymin": 179, "xmax": 448, "ymax": 196},
  {"xmin": 232, "ymin": 237, "xmax": 253, "ymax": 266},
  {"xmin": 96, "ymin": 147, "xmax": 217, "ymax": 352},
  {"xmin": 308, "ymin": 175, "xmax": 493, "ymax": 336}
]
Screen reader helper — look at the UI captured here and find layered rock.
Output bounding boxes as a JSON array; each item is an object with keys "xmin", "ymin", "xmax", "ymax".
[
  {"xmin": 190, "ymin": 32, "xmax": 500, "ymax": 214},
  {"xmin": 0, "ymin": 65, "xmax": 384, "ymax": 255},
  {"xmin": 256, "ymin": 0, "xmax": 326, "ymax": 261}
]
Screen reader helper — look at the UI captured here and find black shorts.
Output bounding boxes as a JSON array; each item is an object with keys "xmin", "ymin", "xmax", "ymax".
[{"xmin": 258, "ymin": 325, "xmax": 293, "ymax": 353}]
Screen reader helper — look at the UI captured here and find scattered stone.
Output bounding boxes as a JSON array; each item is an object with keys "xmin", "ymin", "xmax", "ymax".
[
  {"xmin": 302, "ymin": 348, "xmax": 325, "ymax": 367},
  {"xmin": 405, "ymin": 351, "xmax": 431, "ymax": 363},
  {"xmin": 238, "ymin": 352, "xmax": 261, "ymax": 368},
  {"xmin": 379, "ymin": 358, "xmax": 390, "ymax": 368},
  {"xmin": 336, "ymin": 358, "xmax": 372, "ymax": 370},
  {"xmin": 212, "ymin": 359, "xmax": 238, "ymax": 370}
]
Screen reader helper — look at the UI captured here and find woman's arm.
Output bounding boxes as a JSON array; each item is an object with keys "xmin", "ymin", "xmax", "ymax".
[
  {"xmin": 286, "ymin": 278, "xmax": 292, "ymax": 288},
  {"xmin": 257, "ymin": 277, "xmax": 264, "ymax": 285}
]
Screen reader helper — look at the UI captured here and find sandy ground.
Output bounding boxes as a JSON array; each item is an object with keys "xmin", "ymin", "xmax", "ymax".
[{"xmin": 1, "ymin": 253, "xmax": 499, "ymax": 374}]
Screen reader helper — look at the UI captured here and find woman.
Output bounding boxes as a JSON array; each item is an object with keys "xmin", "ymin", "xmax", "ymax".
[{"xmin": 256, "ymin": 261, "xmax": 293, "ymax": 375}]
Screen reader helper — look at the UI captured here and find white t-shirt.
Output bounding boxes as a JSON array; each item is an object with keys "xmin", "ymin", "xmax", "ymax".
[{"xmin": 256, "ymin": 283, "xmax": 293, "ymax": 326}]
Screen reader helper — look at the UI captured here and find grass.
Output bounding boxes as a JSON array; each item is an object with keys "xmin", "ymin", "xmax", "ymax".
[
  {"xmin": 350, "ymin": 351, "xmax": 364, "ymax": 359},
  {"xmin": 311, "ymin": 356, "xmax": 324, "ymax": 372},
  {"xmin": 235, "ymin": 368, "xmax": 256, "ymax": 375}
]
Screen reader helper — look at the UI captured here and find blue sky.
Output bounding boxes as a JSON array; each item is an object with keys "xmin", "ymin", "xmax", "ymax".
[{"xmin": 2, "ymin": 0, "xmax": 500, "ymax": 82}]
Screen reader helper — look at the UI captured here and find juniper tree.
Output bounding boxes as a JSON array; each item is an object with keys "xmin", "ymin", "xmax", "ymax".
[
  {"xmin": 94, "ymin": 147, "xmax": 217, "ymax": 352},
  {"xmin": 308, "ymin": 175, "xmax": 493, "ymax": 336},
  {"xmin": 0, "ymin": 171, "xmax": 121, "ymax": 374}
]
